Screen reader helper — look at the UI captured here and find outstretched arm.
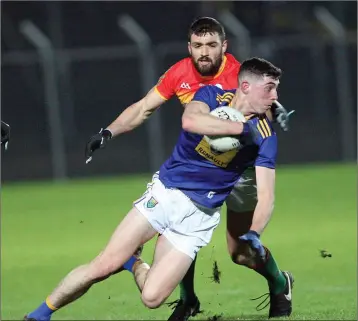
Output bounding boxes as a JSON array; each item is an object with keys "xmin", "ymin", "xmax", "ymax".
[{"xmin": 106, "ymin": 87, "xmax": 166, "ymax": 137}]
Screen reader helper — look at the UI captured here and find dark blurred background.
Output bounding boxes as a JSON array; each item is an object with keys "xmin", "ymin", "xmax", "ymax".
[{"xmin": 1, "ymin": 1, "xmax": 357, "ymax": 182}]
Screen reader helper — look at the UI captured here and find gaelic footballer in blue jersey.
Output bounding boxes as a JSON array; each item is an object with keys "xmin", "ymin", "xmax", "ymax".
[
  {"xmin": 24, "ymin": 58, "xmax": 292, "ymax": 321},
  {"xmin": 171, "ymin": 57, "xmax": 293, "ymax": 320},
  {"xmin": 159, "ymin": 87, "xmax": 277, "ymax": 209}
]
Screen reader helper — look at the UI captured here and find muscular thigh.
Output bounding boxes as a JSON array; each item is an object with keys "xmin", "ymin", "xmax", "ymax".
[
  {"xmin": 226, "ymin": 209, "xmax": 254, "ymax": 256},
  {"xmin": 142, "ymin": 235, "xmax": 193, "ymax": 305},
  {"xmin": 225, "ymin": 167, "xmax": 257, "ymax": 254},
  {"xmin": 140, "ymin": 179, "xmax": 220, "ymax": 304}
]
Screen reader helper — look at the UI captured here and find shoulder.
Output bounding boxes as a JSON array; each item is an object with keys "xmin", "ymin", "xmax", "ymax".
[
  {"xmin": 196, "ymin": 85, "xmax": 232, "ymax": 97},
  {"xmin": 248, "ymin": 114, "xmax": 276, "ymax": 141},
  {"xmin": 193, "ymin": 86, "xmax": 235, "ymax": 109},
  {"xmin": 215, "ymin": 87, "xmax": 236, "ymax": 101},
  {"xmin": 225, "ymin": 53, "xmax": 241, "ymax": 70},
  {"xmin": 156, "ymin": 57, "xmax": 191, "ymax": 89},
  {"xmin": 165, "ymin": 57, "xmax": 192, "ymax": 78}
]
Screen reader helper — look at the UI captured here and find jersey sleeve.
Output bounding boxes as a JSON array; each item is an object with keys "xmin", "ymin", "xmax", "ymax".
[
  {"xmin": 154, "ymin": 65, "xmax": 178, "ymax": 100},
  {"xmin": 254, "ymin": 135, "xmax": 278, "ymax": 169},
  {"xmin": 192, "ymin": 86, "xmax": 218, "ymax": 110}
]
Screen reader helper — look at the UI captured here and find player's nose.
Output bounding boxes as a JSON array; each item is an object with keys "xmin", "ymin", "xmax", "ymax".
[
  {"xmin": 271, "ymin": 90, "xmax": 278, "ymax": 101},
  {"xmin": 200, "ymin": 46, "xmax": 209, "ymax": 56}
]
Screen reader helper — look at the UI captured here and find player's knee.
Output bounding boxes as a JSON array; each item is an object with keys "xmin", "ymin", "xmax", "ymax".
[
  {"xmin": 235, "ymin": 253, "xmax": 256, "ymax": 268},
  {"xmin": 230, "ymin": 246, "xmax": 257, "ymax": 268},
  {"xmin": 141, "ymin": 287, "xmax": 165, "ymax": 309}
]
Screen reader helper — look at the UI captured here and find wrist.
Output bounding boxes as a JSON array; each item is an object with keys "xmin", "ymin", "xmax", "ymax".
[
  {"xmin": 102, "ymin": 128, "xmax": 113, "ymax": 139},
  {"xmin": 248, "ymin": 230, "xmax": 261, "ymax": 238}
]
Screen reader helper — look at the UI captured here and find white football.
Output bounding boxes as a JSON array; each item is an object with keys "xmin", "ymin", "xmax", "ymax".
[{"xmin": 204, "ymin": 106, "xmax": 246, "ymax": 153}]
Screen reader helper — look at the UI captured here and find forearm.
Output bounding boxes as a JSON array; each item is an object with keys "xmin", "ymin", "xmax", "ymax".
[
  {"xmin": 182, "ymin": 113, "xmax": 244, "ymax": 136},
  {"xmin": 106, "ymin": 101, "xmax": 151, "ymax": 137},
  {"xmin": 250, "ymin": 197, "xmax": 274, "ymax": 235}
]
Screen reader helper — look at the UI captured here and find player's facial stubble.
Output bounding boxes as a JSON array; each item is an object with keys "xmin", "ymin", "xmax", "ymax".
[{"xmin": 192, "ymin": 53, "xmax": 223, "ymax": 77}]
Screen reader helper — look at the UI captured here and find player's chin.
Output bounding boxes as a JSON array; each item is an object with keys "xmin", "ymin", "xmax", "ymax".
[
  {"xmin": 198, "ymin": 65, "xmax": 214, "ymax": 75},
  {"xmin": 259, "ymin": 106, "xmax": 271, "ymax": 114}
]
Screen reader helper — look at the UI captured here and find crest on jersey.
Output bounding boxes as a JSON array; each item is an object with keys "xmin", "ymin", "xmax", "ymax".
[
  {"xmin": 216, "ymin": 92, "xmax": 234, "ymax": 105},
  {"xmin": 146, "ymin": 196, "xmax": 158, "ymax": 208}
]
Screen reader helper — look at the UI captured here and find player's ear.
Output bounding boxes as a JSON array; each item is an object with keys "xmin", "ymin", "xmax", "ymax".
[
  {"xmin": 222, "ymin": 40, "xmax": 228, "ymax": 53},
  {"xmin": 241, "ymin": 81, "xmax": 250, "ymax": 94},
  {"xmin": 188, "ymin": 42, "xmax": 192, "ymax": 55}
]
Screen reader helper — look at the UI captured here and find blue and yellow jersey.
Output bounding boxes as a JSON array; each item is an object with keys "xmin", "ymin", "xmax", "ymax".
[{"xmin": 159, "ymin": 85, "xmax": 277, "ymax": 208}]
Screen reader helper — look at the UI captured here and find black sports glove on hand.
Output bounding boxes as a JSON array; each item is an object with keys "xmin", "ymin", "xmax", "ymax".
[
  {"xmin": 85, "ymin": 128, "xmax": 112, "ymax": 164},
  {"xmin": 272, "ymin": 101, "xmax": 295, "ymax": 132},
  {"xmin": 1, "ymin": 121, "xmax": 10, "ymax": 150}
]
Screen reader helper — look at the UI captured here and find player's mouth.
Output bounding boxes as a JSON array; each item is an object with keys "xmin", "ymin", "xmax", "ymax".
[{"xmin": 198, "ymin": 59, "xmax": 212, "ymax": 66}]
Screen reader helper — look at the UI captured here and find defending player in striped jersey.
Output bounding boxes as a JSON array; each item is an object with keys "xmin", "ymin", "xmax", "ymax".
[
  {"xmin": 25, "ymin": 57, "xmax": 293, "ymax": 321},
  {"xmin": 83, "ymin": 17, "xmax": 294, "ymax": 320}
]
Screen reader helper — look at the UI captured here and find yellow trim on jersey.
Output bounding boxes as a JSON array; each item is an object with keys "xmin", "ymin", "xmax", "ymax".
[
  {"xmin": 217, "ymin": 99, "xmax": 233, "ymax": 104},
  {"xmin": 154, "ymin": 86, "xmax": 169, "ymax": 101},
  {"xmin": 216, "ymin": 92, "xmax": 235, "ymax": 104},
  {"xmin": 259, "ymin": 120, "xmax": 269, "ymax": 137},
  {"xmin": 245, "ymin": 114, "xmax": 255, "ymax": 120},
  {"xmin": 256, "ymin": 118, "xmax": 272, "ymax": 138},
  {"xmin": 216, "ymin": 92, "xmax": 234, "ymax": 99},
  {"xmin": 214, "ymin": 55, "xmax": 228, "ymax": 79},
  {"xmin": 256, "ymin": 123, "xmax": 266, "ymax": 138},
  {"xmin": 262, "ymin": 119, "xmax": 272, "ymax": 136}
]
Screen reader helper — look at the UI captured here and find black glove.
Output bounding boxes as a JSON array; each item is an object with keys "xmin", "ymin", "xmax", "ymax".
[
  {"xmin": 85, "ymin": 128, "xmax": 112, "ymax": 164},
  {"xmin": 272, "ymin": 101, "xmax": 295, "ymax": 132},
  {"xmin": 1, "ymin": 121, "xmax": 10, "ymax": 150}
]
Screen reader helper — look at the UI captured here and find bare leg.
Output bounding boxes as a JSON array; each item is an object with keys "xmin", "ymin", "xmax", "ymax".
[
  {"xmin": 226, "ymin": 209, "xmax": 256, "ymax": 266},
  {"xmin": 140, "ymin": 235, "xmax": 193, "ymax": 309},
  {"xmin": 45, "ymin": 208, "xmax": 157, "ymax": 310}
]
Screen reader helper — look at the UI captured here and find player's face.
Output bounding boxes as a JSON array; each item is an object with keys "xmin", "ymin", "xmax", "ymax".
[
  {"xmin": 245, "ymin": 76, "xmax": 279, "ymax": 114},
  {"xmin": 188, "ymin": 33, "xmax": 227, "ymax": 76}
]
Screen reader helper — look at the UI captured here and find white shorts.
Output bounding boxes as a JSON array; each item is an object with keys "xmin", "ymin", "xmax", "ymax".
[
  {"xmin": 225, "ymin": 167, "xmax": 257, "ymax": 213},
  {"xmin": 134, "ymin": 173, "xmax": 221, "ymax": 259}
]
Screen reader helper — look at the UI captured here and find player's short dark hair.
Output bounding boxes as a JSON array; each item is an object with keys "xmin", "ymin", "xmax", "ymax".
[
  {"xmin": 188, "ymin": 17, "xmax": 226, "ymax": 42},
  {"xmin": 239, "ymin": 57, "xmax": 282, "ymax": 80}
]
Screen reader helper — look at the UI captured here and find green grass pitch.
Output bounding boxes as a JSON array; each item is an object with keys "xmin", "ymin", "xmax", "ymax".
[{"xmin": 1, "ymin": 163, "xmax": 356, "ymax": 320}]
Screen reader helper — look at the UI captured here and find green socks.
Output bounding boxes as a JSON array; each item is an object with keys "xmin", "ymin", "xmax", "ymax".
[{"xmin": 252, "ymin": 246, "xmax": 287, "ymax": 294}]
